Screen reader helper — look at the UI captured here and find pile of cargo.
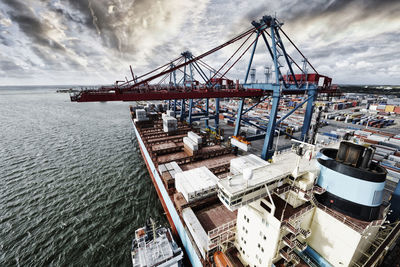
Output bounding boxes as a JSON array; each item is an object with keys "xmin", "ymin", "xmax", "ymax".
[
  {"xmin": 183, "ymin": 131, "xmax": 202, "ymax": 156},
  {"xmin": 325, "ymin": 111, "xmax": 395, "ymax": 128},
  {"xmin": 175, "ymin": 166, "xmax": 219, "ymax": 202},
  {"xmin": 158, "ymin": 161, "xmax": 182, "ymax": 190},
  {"xmin": 332, "ymin": 101, "xmax": 360, "ymax": 110},
  {"xmin": 162, "ymin": 111, "xmax": 178, "ymax": 133},
  {"xmin": 369, "ymin": 104, "xmax": 400, "ymax": 114},
  {"xmin": 352, "ymin": 130, "xmax": 400, "ymax": 180},
  {"xmin": 135, "ymin": 109, "xmax": 148, "ymax": 122}
]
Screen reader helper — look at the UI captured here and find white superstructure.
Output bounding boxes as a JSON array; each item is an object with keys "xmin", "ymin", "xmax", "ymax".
[{"xmin": 227, "ymin": 146, "xmax": 394, "ymax": 267}]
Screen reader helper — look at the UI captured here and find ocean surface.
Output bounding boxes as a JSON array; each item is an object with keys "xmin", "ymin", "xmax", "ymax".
[{"xmin": 0, "ymin": 86, "xmax": 166, "ymax": 266}]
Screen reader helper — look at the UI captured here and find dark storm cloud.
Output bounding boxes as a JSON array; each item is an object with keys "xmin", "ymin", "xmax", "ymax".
[
  {"xmin": 61, "ymin": 0, "xmax": 123, "ymax": 51},
  {"xmin": 244, "ymin": 0, "xmax": 400, "ymax": 23},
  {"xmin": 2, "ymin": 0, "xmax": 66, "ymax": 52},
  {"xmin": 51, "ymin": 6, "xmax": 87, "ymax": 25},
  {"xmin": 62, "ymin": 0, "xmax": 175, "ymax": 53},
  {"xmin": 30, "ymin": 45, "xmax": 85, "ymax": 70}
]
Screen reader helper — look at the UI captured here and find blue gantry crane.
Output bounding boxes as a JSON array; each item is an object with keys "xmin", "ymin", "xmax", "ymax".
[
  {"xmin": 71, "ymin": 15, "xmax": 337, "ymax": 160},
  {"xmin": 233, "ymin": 15, "xmax": 332, "ymax": 159}
]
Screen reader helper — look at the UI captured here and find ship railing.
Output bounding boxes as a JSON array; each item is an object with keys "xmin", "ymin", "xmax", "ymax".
[
  {"xmin": 279, "ymin": 248, "xmax": 291, "ymax": 262},
  {"xmin": 366, "ymin": 219, "xmax": 385, "ymax": 229},
  {"xmin": 315, "ymin": 202, "xmax": 366, "ymax": 233},
  {"xmin": 282, "ymin": 221, "xmax": 299, "ymax": 235},
  {"xmin": 292, "ymin": 253, "xmax": 301, "ymax": 265},
  {"xmin": 287, "ymin": 204, "xmax": 314, "ymax": 222},
  {"xmin": 207, "ymin": 231, "xmax": 236, "ymax": 251},
  {"xmin": 294, "ymin": 240, "xmax": 308, "ymax": 251},
  {"xmin": 282, "ymin": 235, "xmax": 296, "ymax": 249},
  {"xmin": 312, "ymin": 185, "xmax": 326, "ymax": 195},
  {"xmin": 382, "ymin": 201, "xmax": 391, "ymax": 218},
  {"xmin": 207, "ymin": 219, "xmax": 237, "ymax": 251},
  {"xmin": 299, "ymin": 228, "xmax": 311, "ymax": 239},
  {"xmin": 227, "ymin": 191, "xmax": 269, "ymax": 210},
  {"xmin": 207, "ymin": 219, "xmax": 236, "ymax": 239},
  {"xmin": 279, "ymin": 246, "xmax": 300, "ymax": 264},
  {"xmin": 273, "ymin": 183, "xmax": 291, "ymax": 195}
]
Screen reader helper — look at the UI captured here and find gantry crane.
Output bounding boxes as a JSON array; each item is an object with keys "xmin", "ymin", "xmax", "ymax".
[{"xmin": 71, "ymin": 15, "xmax": 339, "ymax": 160}]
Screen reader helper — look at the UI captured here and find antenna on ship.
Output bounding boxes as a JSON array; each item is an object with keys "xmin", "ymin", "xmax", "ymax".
[{"xmin": 150, "ymin": 218, "xmax": 156, "ymax": 241}]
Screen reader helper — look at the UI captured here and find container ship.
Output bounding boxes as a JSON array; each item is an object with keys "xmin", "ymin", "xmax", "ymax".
[
  {"xmin": 69, "ymin": 14, "xmax": 400, "ymax": 266},
  {"xmin": 129, "ymin": 105, "xmax": 400, "ymax": 267}
]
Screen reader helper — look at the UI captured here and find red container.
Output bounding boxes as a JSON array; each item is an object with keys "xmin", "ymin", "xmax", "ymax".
[
  {"xmin": 364, "ymin": 139, "xmax": 379, "ymax": 145},
  {"xmin": 364, "ymin": 129, "xmax": 377, "ymax": 134}
]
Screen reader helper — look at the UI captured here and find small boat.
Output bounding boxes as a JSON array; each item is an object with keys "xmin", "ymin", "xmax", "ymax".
[{"xmin": 131, "ymin": 218, "xmax": 183, "ymax": 267}]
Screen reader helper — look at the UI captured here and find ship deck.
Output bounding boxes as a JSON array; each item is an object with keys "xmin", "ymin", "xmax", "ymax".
[
  {"xmin": 194, "ymin": 202, "xmax": 238, "ymax": 233},
  {"xmin": 270, "ymin": 194, "xmax": 312, "ymax": 222},
  {"xmin": 134, "ymin": 116, "xmax": 238, "ymax": 264}
]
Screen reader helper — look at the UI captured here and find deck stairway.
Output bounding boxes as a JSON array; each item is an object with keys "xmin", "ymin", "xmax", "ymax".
[{"xmin": 279, "ymin": 246, "xmax": 301, "ymax": 265}]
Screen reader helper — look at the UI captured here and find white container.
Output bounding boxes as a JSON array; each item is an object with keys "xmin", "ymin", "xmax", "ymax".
[
  {"xmin": 136, "ymin": 109, "xmax": 148, "ymax": 121},
  {"xmin": 175, "ymin": 167, "xmax": 218, "ymax": 202},
  {"xmin": 388, "ymin": 155, "xmax": 400, "ymax": 163},
  {"xmin": 167, "ymin": 110, "xmax": 175, "ymax": 117},
  {"xmin": 166, "ymin": 163, "xmax": 173, "ymax": 171},
  {"xmin": 231, "ymin": 138, "xmax": 250, "ymax": 152},
  {"xmin": 158, "ymin": 164, "xmax": 167, "ymax": 174},
  {"xmin": 175, "ymin": 172, "xmax": 195, "ymax": 202},
  {"xmin": 188, "ymin": 131, "xmax": 202, "ymax": 144},
  {"xmin": 368, "ymin": 135, "xmax": 388, "ymax": 142},
  {"xmin": 377, "ymin": 105, "xmax": 386, "ymax": 110},
  {"xmin": 182, "ymin": 208, "xmax": 208, "ymax": 258},
  {"xmin": 389, "ymin": 138, "xmax": 400, "ymax": 146},
  {"xmin": 183, "ymin": 137, "xmax": 198, "ymax": 151},
  {"xmin": 163, "ymin": 116, "xmax": 177, "ymax": 132},
  {"xmin": 247, "ymin": 127, "xmax": 258, "ymax": 135}
]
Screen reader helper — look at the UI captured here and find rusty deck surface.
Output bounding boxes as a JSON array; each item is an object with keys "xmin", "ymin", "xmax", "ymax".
[
  {"xmin": 180, "ymin": 154, "xmax": 236, "ymax": 171},
  {"xmin": 146, "ymin": 133, "xmax": 187, "ymax": 144},
  {"xmin": 270, "ymin": 194, "xmax": 311, "ymax": 221},
  {"xmin": 199, "ymin": 145, "xmax": 226, "ymax": 153},
  {"xmin": 195, "ymin": 203, "xmax": 237, "ymax": 233},
  {"xmin": 157, "ymin": 152, "xmax": 189, "ymax": 164},
  {"xmin": 152, "ymin": 142, "xmax": 178, "ymax": 151}
]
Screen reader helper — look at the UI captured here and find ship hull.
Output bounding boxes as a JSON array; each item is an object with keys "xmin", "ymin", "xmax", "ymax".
[{"xmin": 132, "ymin": 121, "xmax": 203, "ymax": 267}]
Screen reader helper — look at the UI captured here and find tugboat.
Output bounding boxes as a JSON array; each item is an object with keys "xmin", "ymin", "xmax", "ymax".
[{"xmin": 131, "ymin": 218, "xmax": 184, "ymax": 267}]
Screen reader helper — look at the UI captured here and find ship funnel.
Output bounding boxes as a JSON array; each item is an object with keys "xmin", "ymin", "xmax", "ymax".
[
  {"xmin": 316, "ymin": 141, "xmax": 386, "ymax": 221},
  {"xmin": 336, "ymin": 141, "xmax": 375, "ymax": 169}
]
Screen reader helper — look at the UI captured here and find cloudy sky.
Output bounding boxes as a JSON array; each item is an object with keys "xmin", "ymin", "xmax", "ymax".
[{"xmin": 0, "ymin": 0, "xmax": 399, "ymax": 86}]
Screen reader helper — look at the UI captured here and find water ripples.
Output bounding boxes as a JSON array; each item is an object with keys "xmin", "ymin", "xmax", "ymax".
[{"xmin": 0, "ymin": 88, "xmax": 166, "ymax": 266}]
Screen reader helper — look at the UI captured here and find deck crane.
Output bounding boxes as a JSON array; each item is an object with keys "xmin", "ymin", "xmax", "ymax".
[{"xmin": 70, "ymin": 15, "xmax": 339, "ymax": 160}]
